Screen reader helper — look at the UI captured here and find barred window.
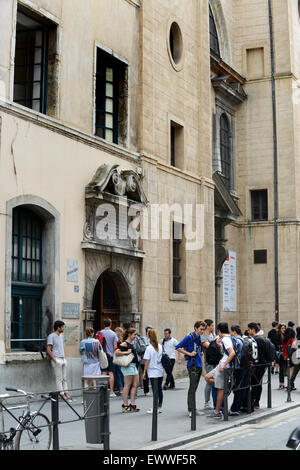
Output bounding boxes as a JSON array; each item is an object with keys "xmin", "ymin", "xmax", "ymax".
[
  {"xmin": 11, "ymin": 207, "xmax": 44, "ymax": 350},
  {"xmin": 220, "ymin": 114, "xmax": 231, "ymax": 190}
]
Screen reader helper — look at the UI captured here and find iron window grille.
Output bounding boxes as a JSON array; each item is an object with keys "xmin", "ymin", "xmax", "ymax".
[
  {"xmin": 13, "ymin": 8, "xmax": 50, "ymax": 114},
  {"xmin": 11, "ymin": 207, "xmax": 44, "ymax": 350},
  {"xmin": 172, "ymin": 222, "xmax": 182, "ymax": 294},
  {"xmin": 220, "ymin": 114, "xmax": 231, "ymax": 190}
]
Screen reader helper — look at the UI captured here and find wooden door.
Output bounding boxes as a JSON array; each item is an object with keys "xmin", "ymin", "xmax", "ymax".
[{"xmin": 99, "ymin": 273, "xmax": 120, "ymax": 331}]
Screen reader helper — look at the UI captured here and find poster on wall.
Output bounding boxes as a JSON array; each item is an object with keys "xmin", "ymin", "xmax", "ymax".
[{"xmin": 223, "ymin": 251, "xmax": 237, "ymax": 312}]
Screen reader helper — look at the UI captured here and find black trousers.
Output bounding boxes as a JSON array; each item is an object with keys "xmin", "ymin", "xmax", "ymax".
[
  {"xmin": 164, "ymin": 359, "xmax": 176, "ymax": 387},
  {"xmin": 251, "ymin": 365, "xmax": 266, "ymax": 404}
]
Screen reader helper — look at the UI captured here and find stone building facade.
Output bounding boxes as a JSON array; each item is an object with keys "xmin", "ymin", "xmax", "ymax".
[{"xmin": 0, "ymin": 0, "xmax": 299, "ymax": 390}]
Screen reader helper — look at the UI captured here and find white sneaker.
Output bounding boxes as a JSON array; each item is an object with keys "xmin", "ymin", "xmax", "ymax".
[
  {"xmin": 204, "ymin": 402, "xmax": 213, "ymax": 410},
  {"xmin": 110, "ymin": 392, "xmax": 117, "ymax": 398},
  {"xmin": 188, "ymin": 409, "xmax": 204, "ymax": 417}
]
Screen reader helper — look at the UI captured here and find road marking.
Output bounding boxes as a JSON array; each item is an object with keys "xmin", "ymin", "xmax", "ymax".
[{"xmin": 176, "ymin": 407, "xmax": 300, "ymax": 450}]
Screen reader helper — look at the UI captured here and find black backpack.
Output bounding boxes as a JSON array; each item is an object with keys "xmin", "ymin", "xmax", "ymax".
[
  {"xmin": 206, "ymin": 339, "xmax": 223, "ymax": 366},
  {"xmin": 264, "ymin": 337, "xmax": 276, "ymax": 363}
]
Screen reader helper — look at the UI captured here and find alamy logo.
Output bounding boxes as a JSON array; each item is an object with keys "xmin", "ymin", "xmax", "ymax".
[{"xmin": 95, "ymin": 199, "xmax": 205, "ymax": 251}]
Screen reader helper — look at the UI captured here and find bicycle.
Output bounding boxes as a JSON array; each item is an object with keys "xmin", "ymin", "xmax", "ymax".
[{"xmin": 0, "ymin": 387, "xmax": 53, "ymax": 450}]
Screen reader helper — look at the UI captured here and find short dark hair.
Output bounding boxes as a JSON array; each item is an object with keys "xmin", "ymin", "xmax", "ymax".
[
  {"xmin": 54, "ymin": 320, "xmax": 65, "ymax": 331},
  {"xmin": 164, "ymin": 328, "xmax": 171, "ymax": 334},
  {"xmin": 104, "ymin": 318, "xmax": 112, "ymax": 327},
  {"xmin": 194, "ymin": 321, "xmax": 206, "ymax": 330},
  {"xmin": 217, "ymin": 322, "xmax": 229, "ymax": 334},
  {"xmin": 248, "ymin": 322, "xmax": 258, "ymax": 333},
  {"xmin": 272, "ymin": 321, "xmax": 278, "ymax": 328},
  {"xmin": 204, "ymin": 319, "xmax": 214, "ymax": 327},
  {"xmin": 288, "ymin": 321, "xmax": 295, "ymax": 328},
  {"xmin": 231, "ymin": 325, "xmax": 242, "ymax": 336},
  {"xmin": 123, "ymin": 322, "xmax": 131, "ymax": 329}
]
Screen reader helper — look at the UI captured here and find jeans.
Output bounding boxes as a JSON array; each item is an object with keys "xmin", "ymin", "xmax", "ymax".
[
  {"xmin": 150, "ymin": 377, "xmax": 163, "ymax": 407},
  {"xmin": 204, "ymin": 364, "xmax": 214, "ymax": 404},
  {"xmin": 291, "ymin": 363, "xmax": 300, "ymax": 387},
  {"xmin": 51, "ymin": 358, "xmax": 68, "ymax": 395},
  {"xmin": 115, "ymin": 365, "xmax": 124, "ymax": 390},
  {"xmin": 164, "ymin": 359, "xmax": 176, "ymax": 387},
  {"xmin": 139, "ymin": 362, "xmax": 150, "ymax": 394},
  {"xmin": 187, "ymin": 366, "xmax": 202, "ymax": 412}
]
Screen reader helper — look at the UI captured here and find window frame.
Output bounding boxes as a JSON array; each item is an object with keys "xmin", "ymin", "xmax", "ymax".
[
  {"xmin": 251, "ymin": 189, "xmax": 268, "ymax": 221},
  {"xmin": 220, "ymin": 113, "xmax": 231, "ymax": 190},
  {"xmin": 11, "ymin": 207, "xmax": 44, "ymax": 350},
  {"xmin": 94, "ymin": 44, "xmax": 129, "ymax": 146}
]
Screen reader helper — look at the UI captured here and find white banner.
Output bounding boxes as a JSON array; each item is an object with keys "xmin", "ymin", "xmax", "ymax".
[{"xmin": 223, "ymin": 251, "xmax": 237, "ymax": 312}]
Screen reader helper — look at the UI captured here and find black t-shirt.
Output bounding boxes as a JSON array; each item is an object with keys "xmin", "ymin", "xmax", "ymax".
[
  {"xmin": 254, "ymin": 335, "xmax": 267, "ymax": 364},
  {"xmin": 118, "ymin": 341, "xmax": 139, "ymax": 364}
]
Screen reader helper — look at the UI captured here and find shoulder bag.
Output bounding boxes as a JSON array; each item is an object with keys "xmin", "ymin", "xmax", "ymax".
[
  {"xmin": 98, "ymin": 346, "xmax": 108, "ymax": 370},
  {"xmin": 113, "ymin": 351, "xmax": 134, "ymax": 367}
]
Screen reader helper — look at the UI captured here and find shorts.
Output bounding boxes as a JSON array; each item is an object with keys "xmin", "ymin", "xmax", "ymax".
[
  {"xmin": 210, "ymin": 364, "xmax": 225, "ymax": 389},
  {"xmin": 102, "ymin": 355, "xmax": 115, "ymax": 373},
  {"xmin": 121, "ymin": 363, "xmax": 138, "ymax": 377}
]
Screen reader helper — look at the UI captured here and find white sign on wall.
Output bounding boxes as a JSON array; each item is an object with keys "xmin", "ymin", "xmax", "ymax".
[{"xmin": 223, "ymin": 251, "xmax": 237, "ymax": 312}]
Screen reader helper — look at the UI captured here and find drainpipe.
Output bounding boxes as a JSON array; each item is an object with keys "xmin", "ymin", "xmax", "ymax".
[{"xmin": 268, "ymin": 0, "xmax": 279, "ymax": 322}]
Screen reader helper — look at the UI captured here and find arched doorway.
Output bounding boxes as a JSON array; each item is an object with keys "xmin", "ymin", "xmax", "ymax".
[{"xmin": 92, "ymin": 272, "xmax": 120, "ymax": 331}]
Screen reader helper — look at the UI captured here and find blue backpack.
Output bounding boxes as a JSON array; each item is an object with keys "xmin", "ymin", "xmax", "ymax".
[{"xmin": 223, "ymin": 335, "xmax": 243, "ymax": 367}]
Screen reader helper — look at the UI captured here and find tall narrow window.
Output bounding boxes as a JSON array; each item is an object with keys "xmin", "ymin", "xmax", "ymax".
[
  {"xmin": 170, "ymin": 121, "xmax": 184, "ymax": 169},
  {"xmin": 95, "ymin": 48, "xmax": 127, "ymax": 145},
  {"xmin": 172, "ymin": 222, "xmax": 186, "ymax": 294},
  {"xmin": 220, "ymin": 114, "xmax": 231, "ymax": 190},
  {"xmin": 11, "ymin": 207, "xmax": 44, "ymax": 350},
  {"xmin": 13, "ymin": 5, "xmax": 57, "ymax": 114},
  {"xmin": 209, "ymin": 6, "xmax": 220, "ymax": 56},
  {"xmin": 251, "ymin": 190, "xmax": 268, "ymax": 221}
]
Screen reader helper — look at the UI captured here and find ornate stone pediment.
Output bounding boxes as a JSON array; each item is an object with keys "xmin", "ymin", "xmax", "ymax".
[
  {"xmin": 82, "ymin": 164, "xmax": 147, "ymax": 258},
  {"xmin": 86, "ymin": 164, "xmax": 148, "ymax": 205}
]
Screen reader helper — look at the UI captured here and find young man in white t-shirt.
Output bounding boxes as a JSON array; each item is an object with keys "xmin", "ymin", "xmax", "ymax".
[
  {"xmin": 161, "ymin": 328, "xmax": 181, "ymax": 390},
  {"xmin": 205, "ymin": 322, "xmax": 235, "ymax": 418}
]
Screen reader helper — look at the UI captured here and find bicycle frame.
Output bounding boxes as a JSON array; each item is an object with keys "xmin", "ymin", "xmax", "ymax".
[{"xmin": 0, "ymin": 388, "xmax": 52, "ymax": 448}]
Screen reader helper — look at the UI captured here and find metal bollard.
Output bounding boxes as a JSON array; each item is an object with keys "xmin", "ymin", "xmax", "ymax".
[
  {"xmin": 191, "ymin": 371, "xmax": 196, "ymax": 431},
  {"xmin": 151, "ymin": 378, "xmax": 158, "ymax": 441},
  {"xmin": 50, "ymin": 392, "xmax": 59, "ymax": 450},
  {"xmin": 267, "ymin": 364, "xmax": 272, "ymax": 408},
  {"xmin": 223, "ymin": 369, "xmax": 229, "ymax": 421},
  {"xmin": 286, "ymin": 359, "xmax": 292, "ymax": 403},
  {"xmin": 247, "ymin": 368, "xmax": 252, "ymax": 413}
]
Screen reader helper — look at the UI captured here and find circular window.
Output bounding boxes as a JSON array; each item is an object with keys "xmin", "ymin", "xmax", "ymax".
[{"xmin": 168, "ymin": 21, "xmax": 184, "ymax": 70}]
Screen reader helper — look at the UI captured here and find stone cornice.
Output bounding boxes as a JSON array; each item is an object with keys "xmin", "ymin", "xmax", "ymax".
[
  {"xmin": 0, "ymin": 99, "xmax": 141, "ymax": 165},
  {"xmin": 140, "ymin": 152, "xmax": 215, "ymax": 190},
  {"xmin": 230, "ymin": 218, "xmax": 300, "ymax": 228}
]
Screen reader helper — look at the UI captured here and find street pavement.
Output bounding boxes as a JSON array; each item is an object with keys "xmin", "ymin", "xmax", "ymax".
[{"xmin": 51, "ymin": 371, "xmax": 300, "ymax": 451}]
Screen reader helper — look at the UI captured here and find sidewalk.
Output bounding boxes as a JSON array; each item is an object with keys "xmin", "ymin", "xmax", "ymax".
[{"xmin": 55, "ymin": 371, "xmax": 300, "ymax": 450}]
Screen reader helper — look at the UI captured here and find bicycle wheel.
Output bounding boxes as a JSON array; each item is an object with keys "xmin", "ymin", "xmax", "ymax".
[{"xmin": 15, "ymin": 412, "xmax": 51, "ymax": 450}]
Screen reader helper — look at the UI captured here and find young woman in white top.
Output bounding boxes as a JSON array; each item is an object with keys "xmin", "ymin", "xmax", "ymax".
[{"xmin": 143, "ymin": 329, "xmax": 164, "ymax": 414}]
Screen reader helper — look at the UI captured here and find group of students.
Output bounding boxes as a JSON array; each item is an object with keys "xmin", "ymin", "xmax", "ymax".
[
  {"xmin": 78, "ymin": 317, "xmax": 300, "ymax": 418},
  {"xmin": 267, "ymin": 321, "xmax": 300, "ymax": 390},
  {"xmin": 79, "ymin": 320, "xmax": 173, "ymax": 414}
]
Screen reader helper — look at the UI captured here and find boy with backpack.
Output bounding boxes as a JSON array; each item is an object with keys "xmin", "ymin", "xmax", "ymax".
[
  {"xmin": 228, "ymin": 325, "xmax": 246, "ymax": 415},
  {"xmin": 205, "ymin": 322, "xmax": 236, "ymax": 419},
  {"xmin": 176, "ymin": 321, "xmax": 206, "ymax": 417}
]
